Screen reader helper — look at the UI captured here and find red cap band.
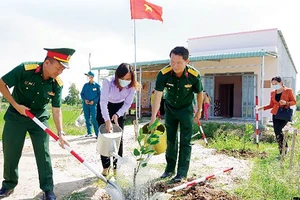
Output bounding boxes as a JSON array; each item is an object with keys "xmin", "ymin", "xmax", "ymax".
[{"xmin": 47, "ymin": 51, "xmax": 70, "ymax": 62}]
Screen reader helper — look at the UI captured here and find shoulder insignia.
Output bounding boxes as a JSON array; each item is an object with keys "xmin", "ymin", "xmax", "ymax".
[
  {"xmin": 161, "ymin": 66, "xmax": 172, "ymax": 75},
  {"xmin": 55, "ymin": 76, "xmax": 63, "ymax": 87},
  {"xmin": 24, "ymin": 64, "xmax": 39, "ymax": 71},
  {"xmin": 188, "ymin": 68, "xmax": 198, "ymax": 77}
]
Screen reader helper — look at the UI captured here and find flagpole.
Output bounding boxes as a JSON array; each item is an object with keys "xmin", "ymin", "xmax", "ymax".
[{"xmin": 133, "ymin": 18, "xmax": 139, "ymax": 139}]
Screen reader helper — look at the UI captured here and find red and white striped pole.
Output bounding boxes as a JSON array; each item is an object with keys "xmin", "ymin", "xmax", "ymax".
[
  {"xmin": 167, "ymin": 167, "xmax": 233, "ymax": 193},
  {"xmin": 255, "ymin": 96, "xmax": 259, "ymax": 144},
  {"xmin": 25, "ymin": 110, "xmax": 108, "ymax": 183},
  {"xmin": 198, "ymin": 121, "xmax": 208, "ymax": 146}
]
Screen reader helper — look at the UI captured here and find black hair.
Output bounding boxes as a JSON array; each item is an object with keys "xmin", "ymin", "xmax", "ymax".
[
  {"xmin": 114, "ymin": 63, "xmax": 139, "ymax": 90},
  {"xmin": 271, "ymin": 76, "xmax": 282, "ymax": 83},
  {"xmin": 169, "ymin": 46, "xmax": 189, "ymax": 60},
  {"xmin": 203, "ymin": 90, "xmax": 210, "ymax": 98}
]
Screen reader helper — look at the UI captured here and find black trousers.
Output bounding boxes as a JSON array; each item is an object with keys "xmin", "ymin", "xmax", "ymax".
[
  {"xmin": 97, "ymin": 101, "xmax": 124, "ymax": 169},
  {"xmin": 272, "ymin": 115, "xmax": 288, "ymax": 154}
]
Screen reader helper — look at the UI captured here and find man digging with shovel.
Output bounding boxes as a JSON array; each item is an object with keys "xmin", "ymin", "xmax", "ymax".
[{"xmin": 0, "ymin": 48, "xmax": 75, "ymax": 200}]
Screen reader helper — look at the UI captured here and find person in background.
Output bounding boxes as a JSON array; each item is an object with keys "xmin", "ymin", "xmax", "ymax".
[
  {"xmin": 258, "ymin": 76, "xmax": 296, "ymax": 155},
  {"xmin": 97, "ymin": 63, "xmax": 139, "ymax": 176},
  {"xmin": 203, "ymin": 90, "xmax": 211, "ymax": 120},
  {"xmin": 149, "ymin": 46, "xmax": 203, "ymax": 183},
  {"xmin": 80, "ymin": 71, "xmax": 100, "ymax": 138},
  {"xmin": 0, "ymin": 48, "xmax": 75, "ymax": 200}
]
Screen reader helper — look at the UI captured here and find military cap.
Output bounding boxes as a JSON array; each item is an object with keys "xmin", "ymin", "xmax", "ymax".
[
  {"xmin": 84, "ymin": 71, "xmax": 94, "ymax": 77},
  {"xmin": 44, "ymin": 48, "xmax": 76, "ymax": 68}
]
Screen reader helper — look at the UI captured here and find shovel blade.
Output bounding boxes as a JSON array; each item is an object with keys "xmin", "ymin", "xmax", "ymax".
[
  {"xmin": 105, "ymin": 179, "xmax": 125, "ymax": 200},
  {"xmin": 149, "ymin": 192, "xmax": 172, "ymax": 200}
]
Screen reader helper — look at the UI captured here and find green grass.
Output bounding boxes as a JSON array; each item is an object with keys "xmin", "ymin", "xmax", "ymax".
[
  {"xmin": 62, "ymin": 191, "xmax": 87, "ymax": 200},
  {"xmin": 205, "ymin": 113, "xmax": 300, "ymax": 200},
  {"xmin": 0, "ymin": 104, "xmax": 86, "ymax": 140},
  {"xmin": 234, "ymin": 146, "xmax": 300, "ymax": 200},
  {"xmin": 48, "ymin": 105, "xmax": 86, "ymax": 136}
]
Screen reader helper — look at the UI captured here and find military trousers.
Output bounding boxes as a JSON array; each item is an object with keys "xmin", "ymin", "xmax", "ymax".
[
  {"xmin": 1, "ymin": 109, "xmax": 53, "ymax": 191},
  {"xmin": 164, "ymin": 101, "xmax": 194, "ymax": 177}
]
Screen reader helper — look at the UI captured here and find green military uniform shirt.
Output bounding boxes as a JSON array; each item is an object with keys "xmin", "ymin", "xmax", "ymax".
[
  {"xmin": 155, "ymin": 65, "xmax": 203, "ymax": 108},
  {"xmin": 1, "ymin": 62, "xmax": 63, "ymax": 119}
]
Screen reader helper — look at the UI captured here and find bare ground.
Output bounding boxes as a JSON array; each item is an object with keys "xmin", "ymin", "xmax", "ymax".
[{"xmin": 0, "ymin": 123, "xmax": 253, "ymax": 200}]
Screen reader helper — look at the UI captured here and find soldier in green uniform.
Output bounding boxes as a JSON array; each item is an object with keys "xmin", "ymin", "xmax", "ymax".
[
  {"xmin": 149, "ymin": 46, "xmax": 203, "ymax": 183},
  {"xmin": 0, "ymin": 48, "xmax": 75, "ymax": 200}
]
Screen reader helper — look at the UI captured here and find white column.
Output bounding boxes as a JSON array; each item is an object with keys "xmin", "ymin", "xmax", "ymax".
[{"xmin": 260, "ymin": 51, "xmax": 265, "ymax": 125}]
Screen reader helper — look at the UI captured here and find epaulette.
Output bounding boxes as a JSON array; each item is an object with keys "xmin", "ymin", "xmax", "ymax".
[
  {"xmin": 187, "ymin": 66, "xmax": 199, "ymax": 77},
  {"xmin": 55, "ymin": 76, "xmax": 63, "ymax": 87},
  {"xmin": 24, "ymin": 63, "xmax": 39, "ymax": 71},
  {"xmin": 161, "ymin": 66, "xmax": 172, "ymax": 75}
]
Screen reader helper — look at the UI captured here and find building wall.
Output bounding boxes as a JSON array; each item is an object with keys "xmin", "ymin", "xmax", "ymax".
[
  {"xmin": 192, "ymin": 56, "xmax": 278, "ymax": 120},
  {"xmin": 277, "ymin": 33, "xmax": 297, "ymax": 92},
  {"xmin": 141, "ymin": 71, "xmax": 159, "ymax": 108}
]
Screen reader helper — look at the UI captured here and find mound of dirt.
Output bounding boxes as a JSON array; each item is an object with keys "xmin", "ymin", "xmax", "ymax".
[
  {"xmin": 151, "ymin": 180, "xmax": 241, "ymax": 200},
  {"xmin": 217, "ymin": 149, "xmax": 267, "ymax": 159}
]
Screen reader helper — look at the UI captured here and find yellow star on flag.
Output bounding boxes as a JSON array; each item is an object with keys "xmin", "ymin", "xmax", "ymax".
[{"xmin": 144, "ymin": 4, "xmax": 152, "ymax": 12}]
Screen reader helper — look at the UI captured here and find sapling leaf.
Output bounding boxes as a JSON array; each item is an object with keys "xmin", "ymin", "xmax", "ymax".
[{"xmin": 133, "ymin": 148, "xmax": 140, "ymax": 156}]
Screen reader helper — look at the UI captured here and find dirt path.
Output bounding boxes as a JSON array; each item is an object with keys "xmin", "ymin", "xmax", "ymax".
[{"xmin": 0, "ymin": 124, "xmax": 252, "ymax": 199}]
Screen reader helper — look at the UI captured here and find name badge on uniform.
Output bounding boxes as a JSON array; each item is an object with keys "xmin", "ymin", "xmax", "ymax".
[
  {"xmin": 24, "ymin": 81, "xmax": 35, "ymax": 86},
  {"xmin": 93, "ymin": 88, "xmax": 97, "ymax": 91},
  {"xmin": 166, "ymin": 83, "xmax": 174, "ymax": 87},
  {"xmin": 48, "ymin": 91, "xmax": 55, "ymax": 96},
  {"xmin": 184, "ymin": 84, "xmax": 192, "ymax": 88}
]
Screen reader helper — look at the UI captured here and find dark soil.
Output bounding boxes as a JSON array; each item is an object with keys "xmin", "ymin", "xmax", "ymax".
[
  {"xmin": 151, "ymin": 179, "xmax": 241, "ymax": 200},
  {"xmin": 217, "ymin": 149, "xmax": 267, "ymax": 159}
]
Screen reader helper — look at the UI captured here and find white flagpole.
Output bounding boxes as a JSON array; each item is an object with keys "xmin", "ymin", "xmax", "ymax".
[{"xmin": 133, "ymin": 18, "xmax": 139, "ymax": 139}]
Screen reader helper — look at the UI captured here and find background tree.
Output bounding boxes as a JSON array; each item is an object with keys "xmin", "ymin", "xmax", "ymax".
[{"xmin": 64, "ymin": 83, "xmax": 81, "ymax": 105}]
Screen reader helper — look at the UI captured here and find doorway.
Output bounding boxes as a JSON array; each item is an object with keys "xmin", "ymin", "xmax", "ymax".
[{"xmin": 219, "ymin": 84, "xmax": 234, "ymax": 117}]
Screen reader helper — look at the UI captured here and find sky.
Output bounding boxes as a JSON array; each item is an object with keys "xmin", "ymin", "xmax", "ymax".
[{"xmin": 0, "ymin": 0, "xmax": 299, "ymax": 98}]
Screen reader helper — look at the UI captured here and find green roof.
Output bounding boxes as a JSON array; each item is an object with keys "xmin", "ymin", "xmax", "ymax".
[{"xmin": 91, "ymin": 51, "xmax": 273, "ymax": 71}]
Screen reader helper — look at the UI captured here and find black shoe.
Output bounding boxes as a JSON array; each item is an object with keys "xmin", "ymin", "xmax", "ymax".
[
  {"xmin": 160, "ymin": 172, "xmax": 174, "ymax": 179},
  {"xmin": 0, "ymin": 187, "xmax": 14, "ymax": 198},
  {"xmin": 171, "ymin": 174, "xmax": 184, "ymax": 183},
  {"xmin": 43, "ymin": 191, "xmax": 56, "ymax": 200}
]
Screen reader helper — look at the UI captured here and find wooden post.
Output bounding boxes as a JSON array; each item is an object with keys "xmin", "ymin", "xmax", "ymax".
[
  {"xmin": 133, "ymin": 120, "xmax": 138, "ymax": 140},
  {"xmin": 289, "ymin": 129, "xmax": 298, "ymax": 169},
  {"xmin": 280, "ymin": 130, "xmax": 288, "ymax": 165}
]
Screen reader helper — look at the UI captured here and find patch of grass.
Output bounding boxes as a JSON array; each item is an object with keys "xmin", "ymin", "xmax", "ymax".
[
  {"xmin": 62, "ymin": 191, "xmax": 87, "ymax": 200},
  {"xmin": 208, "ymin": 124, "xmax": 255, "ymax": 152},
  {"xmin": 205, "ymin": 113, "xmax": 300, "ymax": 200},
  {"xmin": 234, "ymin": 147, "xmax": 300, "ymax": 200}
]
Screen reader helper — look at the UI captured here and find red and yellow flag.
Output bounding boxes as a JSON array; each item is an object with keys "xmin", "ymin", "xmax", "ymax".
[{"xmin": 130, "ymin": 0, "xmax": 163, "ymax": 22}]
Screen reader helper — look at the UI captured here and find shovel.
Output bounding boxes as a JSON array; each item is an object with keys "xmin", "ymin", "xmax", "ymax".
[
  {"xmin": 150, "ymin": 167, "xmax": 233, "ymax": 200},
  {"xmin": 25, "ymin": 110, "xmax": 125, "ymax": 200}
]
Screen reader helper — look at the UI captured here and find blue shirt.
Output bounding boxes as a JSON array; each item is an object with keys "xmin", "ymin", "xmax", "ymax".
[{"xmin": 80, "ymin": 81, "xmax": 101, "ymax": 105}]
